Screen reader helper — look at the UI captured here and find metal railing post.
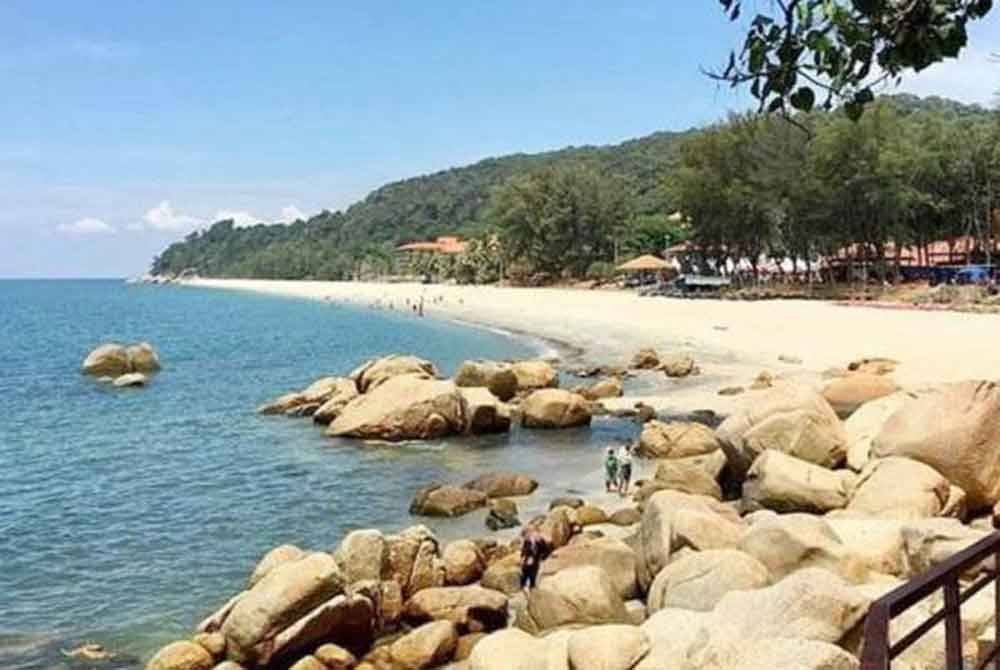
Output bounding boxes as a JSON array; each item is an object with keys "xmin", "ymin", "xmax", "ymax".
[{"xmin": 945, "ymin": 576, "xmax": 964, "ymax": 670}]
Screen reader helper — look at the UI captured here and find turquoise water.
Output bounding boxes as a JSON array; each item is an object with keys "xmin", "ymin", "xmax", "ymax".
[{"xmin": 0, "ymin": 280, "xmax": 633, "ymax": 670}]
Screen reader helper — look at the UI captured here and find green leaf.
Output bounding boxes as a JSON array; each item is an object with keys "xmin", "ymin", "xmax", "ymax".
[
  {"xmin": 844, "ymin": 100, "xmax": 864, "ymax": 121},
  {"xmin": 790, "ymin": 87, "xmax": 816, "ymax": 112}
]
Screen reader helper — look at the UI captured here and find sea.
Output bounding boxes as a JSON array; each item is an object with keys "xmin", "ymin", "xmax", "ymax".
[{"xmin": 0, "ymin": 279, "xmax": 637, "ymax": 670}]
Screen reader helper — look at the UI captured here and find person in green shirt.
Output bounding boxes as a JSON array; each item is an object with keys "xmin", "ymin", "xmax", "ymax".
[{"xmin": 604, "ymin": 447, "xmax": 619, "ymax": 493}]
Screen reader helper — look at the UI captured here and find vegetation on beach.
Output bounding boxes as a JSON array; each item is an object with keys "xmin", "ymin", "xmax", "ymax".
[{"xmin": 152, "ymin": 95, "xmax": 998, "ymax": 284}]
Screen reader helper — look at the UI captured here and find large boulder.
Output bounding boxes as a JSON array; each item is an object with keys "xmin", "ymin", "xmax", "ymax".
[
  {"xmin": 872, "ymin": 381, "xmax": 1000, "ymax": 511},
  {"xmin": 579, "ymin": 378, "xmax": 624, "ymax": 401},
  {"xmin": 637, "ymin": 421, "xmax": 722, "ymax": 459},
  {"xmin": 844, "ymin": 392, "xmax": 910, "ymax": 471},
  {"xmin": 248, "ymin": 544, "xmax": 306, "ymax": 588},
  {"xmin": 468, "ymin": 629, "xmax": 549, "ymax": 670},
  {"xmin": 82, "ymin": 343, "xmax": 131, "ymax": 377},
  {"xmin": 631, "ymin": 348, "xmax": 660, "ymax": 370},
  {"xmin": 351, "ymin": 355, "xmax": 439, "ymax": 393},
  {"xmin": 113, "ymin": 372, "xmax": 148, "ymax": 387},
  {"xmin": 635, "ymin": 608, "xmax": 711, "ymax": 670},
  {"xmin": 328, "ymin": 376, "xmax": 468, "ymax": 441},
  {"xmin": 334, "ymin": 529, "xmax": 389, "ymax": 584},
  {"xmin": 647, "ymin": 549, "xmax": 771, "ymax": 613},
  {"xmin": 410, "ymin": 485, "xmax": 488, "ymax": 518},
  {"xmin": 126, "ymin": 342, "xmax": 162, "ymax": 373},
  {"xmin": 738, "ymin": 514, "xmax": 866, "ymax": 583},
  {"xmin": 442, "ymin": 540, "xmax": 486, "ymax": 586},
  {"xmin": 845, "ymin": 457, "xmax": 950, "ymax": 520},
  {"xmin": 311, "ymin": 379, "xmax": 360, "ymax": 424},
  {"xmin": 485, "ymin": 498, "xmax": 520, "ymax": 531},
  {"xmin": 385, "ymin": 526, "xmax": 442, "ymax": 598},
  {"xmin": 695, "ymin": 638, "xmax": 861, "ymax": 670},
  {"xmin": 464, "ymin": 472, "xmax": 538, "ymax": 498},
  {"xmin": 257, "ymin": 392, "xmax": 307, "ymax": 415},
  {"xmin": 389, "ymin": 620, "xmax": 459, "ymax": 670},
  {"xmin": 716, "ymin": 382, "xmax": 848, "ymax": 477},
  {"xmin": 566, "ymin": 625, "xmax": 650, "ymax": 670},
  {"xmin": 520, "ymin": 389, "xmax": 591, "ymax": 429},
  {"xmin": 459, "ymin": 387, "xmax": 511, "ymax": 435},
  {"xmin": 645, "ymin": 454, "xmax": 725, "ymax": 500},
  {"xmin": 220, "ymin": 553, "xmax": 346, "ymax": 665},
  {"xmin": 539, "ymin": 537, "xmax": 639, "ymax": 600},
  {"xmin": 146, "ymin": 641, "xmax": 213, "ymax": 670},
  {"xmin": 268, "ymin": 594, "xmax": 374, "ymax": 664},
  {"xmin": 455, "ymin": 360, "xmax": 519, "ymax": 401},
  {"xmin": 742, "ymin": 450, "xmax": 854, "ymax": 514},
  {"xmin": 822, "ymin": 373, "xmax": 900, "ymax": 419},
  {"xmin": 900, "ymin": 518, "xmax": 989, "ymax": 576},
  {"xmin": 522, "ymin": 565, "xmax": 629, "ymax": 633},
  {"xmin": 403, "ymin": 585, "xmax": 509, "ymax": 633},
  {"xmin": 660, "ymin": 353, "xmax": 697, "ymax": 378},
  {"xmin": 510, "ymin": 360, "xmax": 559, "ymax": 391},
  {"xmin": 826, "ymin": 519, "xmax": 910, "ymax": 577}
]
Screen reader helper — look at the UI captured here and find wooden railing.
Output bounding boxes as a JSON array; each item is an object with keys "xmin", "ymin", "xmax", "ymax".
[{"xmin": 861, "ymin": 531, "xmax": 1000, "ymax": 670}]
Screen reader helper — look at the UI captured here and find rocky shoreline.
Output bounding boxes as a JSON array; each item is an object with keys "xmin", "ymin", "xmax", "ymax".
[{"xmin": 143, "ymin": 345, "xmax": 1000, "ymax": 670}]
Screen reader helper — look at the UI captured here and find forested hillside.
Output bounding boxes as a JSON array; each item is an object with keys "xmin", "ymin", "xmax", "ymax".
[
  {"xmin": 152, "ymin": 94, "xmax": 996, "ymax": 282},
  {"xmin": 152, "ymin": 130, "xmax": 689, "ymax": 280}
]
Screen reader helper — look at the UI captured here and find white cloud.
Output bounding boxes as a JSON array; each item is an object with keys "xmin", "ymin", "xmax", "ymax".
[
  {"xmin": 213, "ymin": 209, "xmax": 261, "ymax": 228},
  {"xmin": 141, "ymin": 200, "xmax": 202, "ymax": 232},
  {"xmin": 279, "ymin": 205, "xmax": 307, "ymax": 223},
  {"xmin": 891, "ymin": 47, "xmax": 998, "ymax": 107},
  {"xmin": 56, "ymin": 217, "xmax": 115, "ymax": 235}
]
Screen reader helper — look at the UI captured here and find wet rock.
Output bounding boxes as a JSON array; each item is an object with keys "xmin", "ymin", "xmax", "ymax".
[
  {"xmin": 464, "ymin": 472, "xmax": 538, "ymax": 498},
  {"xmin": 520, "ymin": 389, "xmax": 591, "ymax": 429},
  {"xmin": 328, "ymin": 376, "xmax": 468, "ymax": 441},
  {"xmin": 410, "ymin": 485, "xmax": 488, "ymax": 518},
  {"xmin": 485, "ymin": 499, "xmax": 520, "ymax": 531},
  {"xmin": 82, "ymin": 343, "xmax": 131, "ymax": 377}
]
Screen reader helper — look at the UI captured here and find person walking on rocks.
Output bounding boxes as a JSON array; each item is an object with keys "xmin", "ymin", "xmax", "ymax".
[
  {"xmin": 520, "ymin": 526, "xmax": 548, "ymax": 595},
  {"xmin": 604, "ymin": 447, "xmax": 619, "ymax": 493},
  {"xmin": 617, "ymin": 443, "xmax": 633, "ymax": 497}
]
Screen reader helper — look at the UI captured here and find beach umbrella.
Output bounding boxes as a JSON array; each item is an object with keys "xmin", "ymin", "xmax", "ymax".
[{"xmin": 617, "ymin": 254, "xmax": 671, "ymax": 272}]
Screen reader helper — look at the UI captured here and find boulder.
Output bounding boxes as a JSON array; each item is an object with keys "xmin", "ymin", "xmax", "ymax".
[
  {"xmin": 192, "ymin": 632, "xmax": 225, "ymax": 659},
  {"xmin": 694, "ymin": 638, "xmax": 861, "ymax": 670},
  {"xmin": 455, "ymin": 361, "xmax": 519, "ymax": 401},
  {"xmin": 82, "ymin": 343, "xmax": 131, "ymax": 377},
  {"xmin": 268, "ymin": 594, "xmax": 374, "ymax": 663},
  {"xmin": 637, "ymin": 421, "xmax": 722, "ymax": 459},
  {"xmin": 221, "ymin": 553, "xmax": 346, "ymax": 665},
  {"xmin": 644, "ymin": 455, "xmax": 724, "ymax": 500},
  {"xmin": 386, "ymin": 526, "xmax": 444, "ymax": 598},
  {"xmin": 522, "ymin": 565, "xmax": 629, "ymax": 633},
  {"xmin": 647, "ymin": 549, "xmax": 771, "ymax": 613},
  {"xmin": 738, "ymin": 514, "xmax": 866, "ymax": 583},
  {"xmin": 468, "ymin": 629, "xmax": 549, "ymax": 670},
  {"xmin": 464, "ymin": 472, "xmax": 538, "ymax": 498},
  {"xmin": 631, "ymin": 348, "xmax": 660, "ymax": 370},
  {"xmin": 845, "ymin": 457, "xmax": 950, "ymax": 520},
  {"xmin": 520, "ymin": 389, "xmax": 591, "ymax": 429},
  {"xmin": 480, "ymin": 558, "xmax": 522, "ymax": 595},
  {"xmin": 580, "ymin": 378, "xmax": 624, "ymax": 401},
  {"xmin": 403, "ymin": 585, "xmax": 509, "ymax": 633},
  {"xmin": 635, "ymin": 608, "xmax": 711, "ymax": 670},
  {"xmin": 334, "ymin": 529, "xmax": 389, "ymax": 584},
  {"xmin": 442, "ymin": 540, "xmax": 485, "ymax": 586},
  {"xmin": 574, "ymin": 505, "xmax": 608, "ymax": 526},
  {"xmin": 510, "ymin": 360, "xmax": 559, "ymax": 391},
  {"xmin": 315, "ymin": 643, "xmax": 356, "ymax": 670},
  {"xmin": 352, "ymin": 355, "xmax": 439, "ymax": 393},
  {"xmin": 660, "ymin": 353, "xmax": 697, "ymax": 378},
  {"xmin": 113, "ymin": 372, "xmax": 148, "ymax": 387},
  {"xmin": 411, "ymin": 485, "xmax": 488, "ymax": 518},
  {"xmin": 126, "ymin": 342, "xmax": 161, "ymax": 373},
  {"xmin": 146, "ymin": 641, "xmax": 213, "ymax": 670},
  {"xmin": 485, "ymin": 499, "xmax": 520, "ymax": 531},
  {"xmin": 826, "ymin": 519, "xmax": 910, "ymax": 577},
  {"xmin": 844, "ymin": 392, "xmax": 910, "ymax": 471},
  {"xmin": 716, "ymin": 382, "xmax": 848, "ymax": 477},
  {"xmin": 742, "ymin": 450, "xmax": 853, "ymax": 514},
  {"xmin": 701, "ymin": 568, "xmax": 871, "ymax": 648},
  {"xmin": 458, "ymin": 387, "xmax": 511, "ymax": 435},
  {"xmin": 539, "ymin": 538, "xmax": 639, "ymax": 600},
  {"xmin": 822, "ymin": 373, "xmax": 900, "ymax": 419},
  {"xmin": 609, "ymin": 507, "xmax": 641, "ymax": 526},
  {"xmin": 197, "ymin": 593, "xmax": 245, "ymax": 634},
  {"xmin": 549, "ymin": 496, "xmax": 585, "ymax": 510},
  {"xmin": 454, "ymin": 633, "xmax": 486, "ymax": 661},
  {"xmin": 288, "ymin": 656, "xmax": 324, "ymax": 670},
  {"xmin": 328, "ymin": 376, "xmax": 468, "ymax": 441},
  {"xmin": 900, "ymin": 518, "xmax": 989, "ymax": 576},
  {"xmin": 389, "ymin": 620, "xmax": 459, "ymax": 670},
  {"xmin": 536, "ymin": 507, "xmax": 574, "ymax": 549},
  {"xmin": 848, "ymin": 357, "xmax": 898, "ymax": 376},
  {"xmin": 566, "ymin": 625, "xmax": 650, "ymax": 670},
  {"xmin": 872, "ymin": 381, "xmax": 1000, "ymax": 510},
  {"xmin": 257, "ymin": 392, "xmax": 306, "ymax": 415},
  {"xmin": 311, "ymin": 379, "xmax": 360, "ymax": 424}
]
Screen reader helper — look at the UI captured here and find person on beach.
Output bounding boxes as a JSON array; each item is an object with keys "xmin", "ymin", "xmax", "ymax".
[
  {"xmin": 604, "ymin": 447, "xmax": 619, "ymax": 492},
  {"xmin": 617, "ymin": 443, "xmax": 633, "ymax": 496},
  {"xmin": 520, "ymin": 526, "xmax": 549, "ymax": 594}
]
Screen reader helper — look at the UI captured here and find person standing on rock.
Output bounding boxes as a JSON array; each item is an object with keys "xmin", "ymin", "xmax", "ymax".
[
  {"xmin": 617, "ymin": 443, "xmax": 633, "ymax": 497},
  {"xmin": 520, "ymin": 526, "xmax": 548, "ymax": 595},
  {"xmin": 604, "ymin": 447, "xmax": 619, "ymax": 493}
]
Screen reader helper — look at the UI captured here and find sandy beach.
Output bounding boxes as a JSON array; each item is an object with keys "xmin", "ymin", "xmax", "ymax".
[{"xmin": 184, "ymin": 278, "xmax": 1000, "ymax": 402}]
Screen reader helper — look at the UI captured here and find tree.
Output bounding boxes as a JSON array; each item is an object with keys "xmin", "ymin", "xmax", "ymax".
[{"xmin": 717, "ymin": 0, "xmax": 994, "ymax": 119}]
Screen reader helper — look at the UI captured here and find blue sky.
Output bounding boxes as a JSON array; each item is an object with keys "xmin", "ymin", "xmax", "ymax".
[{"xmin": 2, "ymin": 2, "xmax": 999, "ymax": 277}]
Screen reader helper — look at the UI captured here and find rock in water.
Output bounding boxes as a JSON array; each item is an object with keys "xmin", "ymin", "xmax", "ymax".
[
  {"xmin": 580, "ymin": 377, "xmax": 624, "ymax": 400},
  {"xmin": 146, "ymin": 641, "xmax": 213, "ymax": 670},
  {"xmin": 660, "ymin": 353, "xmax": 697, "ymax": 378},
  {"xmin": 872, "ymin": 381, "xmax": 1000, "ymax": 511},
  {"xmin": 328, "ymin": 376, "xmax": 468, "ymax": 441},
  {"xmin": 822, "ymin": 373, "xmax": 899, "ymax": 419},
  {"xmin": 454, "ymin": 360, "xmax": 519, "ymax": 401},
  {"xmin": 458, "ymin": 387, "xmax": 511, "ymax": 435},
  {"xmin": 631, "ymin": 348, "xmax": 660, "ymax": 370},
  {"xmin": 510, "ymin": 360, "xmax": 559, "ymax": 391},
  {"xmin": 351, "ymin": 355, "xmax": 440, "ymax": 393},
  {"xmin": 520, "ymin": 389, "xmax": 591, "ymax": 429},
  {"xmin": 82, "ymin": 343, "xmax": 131, "ymax": 377},
  {"xmin": 485, "ymin": 499, "xmax": 520, "ymax": 531},
  {"xmin": 113, "ymin": 372, "xmax": 148, "ymax": 387},
  {"xmin": 464, "ymin": 472, "xmax": 538, "ymax": 498},
  {"xmin": 411, "ymin": 484, "xmax": 488, "ymax": 517},
  {"xmin": 126, "ymin": 342, "xmax": 161, "ymax": 373},
  {"xmin": 716, "ymin": 381, "xmax": 848, "ymax": 477}
]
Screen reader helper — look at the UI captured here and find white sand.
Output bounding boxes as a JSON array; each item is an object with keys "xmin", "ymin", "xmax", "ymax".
[{"xmin": 183, "ymin": 278, "xmax": 1000, "ymax": 405}]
